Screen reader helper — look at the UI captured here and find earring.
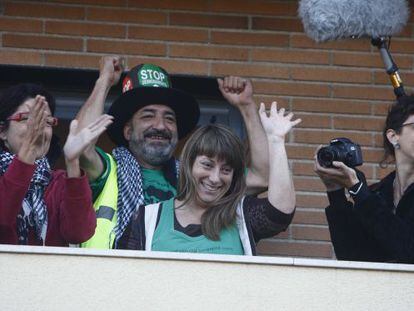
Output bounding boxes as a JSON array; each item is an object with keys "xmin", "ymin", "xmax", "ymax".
[{"xmin": 394, "ymin": 142, "xmax": 401, "ymax": 150}]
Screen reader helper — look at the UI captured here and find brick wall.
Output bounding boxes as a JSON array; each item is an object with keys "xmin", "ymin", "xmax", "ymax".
[{"xmin": 1, "ymin": 0, "xmax": 413, "ymax": 259}]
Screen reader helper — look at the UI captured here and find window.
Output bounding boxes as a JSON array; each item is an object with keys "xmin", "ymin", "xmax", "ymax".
[{"xmin": 0, "ymin": 65, "xmax": 245, "ymax": 168}]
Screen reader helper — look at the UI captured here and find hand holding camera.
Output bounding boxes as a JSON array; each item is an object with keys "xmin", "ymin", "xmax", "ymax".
[{"xmin": 314, "ymin": 138, "xmax": 362, "ymax": 191}]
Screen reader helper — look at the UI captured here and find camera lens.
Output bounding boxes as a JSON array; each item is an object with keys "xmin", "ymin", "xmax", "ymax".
[{"xmin": 317, "ymin": 147, "xmax": 335, "ymax": 167}]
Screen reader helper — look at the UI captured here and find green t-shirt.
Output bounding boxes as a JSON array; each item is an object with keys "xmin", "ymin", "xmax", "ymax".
[
  {"xmin": 141, "ymin": 168, "xmax": 176, "ymax": 204},
  {"xmin": 152, "ymin": 198, "xmax": 244, "ymax": 255},
  {"xmin": 91, "ymin": 147, "xmax": 176, "ymax": 204}
]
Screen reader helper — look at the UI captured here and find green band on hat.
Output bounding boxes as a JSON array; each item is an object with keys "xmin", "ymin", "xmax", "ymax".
[{"xmin": 137, "ymin": 64, "xmax": 170, "ymax": 88}]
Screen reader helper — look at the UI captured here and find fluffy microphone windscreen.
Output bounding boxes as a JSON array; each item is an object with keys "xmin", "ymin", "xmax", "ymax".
[{"xmin": 299, "ymin": 0, "xmax": 410, "ymax": 42}]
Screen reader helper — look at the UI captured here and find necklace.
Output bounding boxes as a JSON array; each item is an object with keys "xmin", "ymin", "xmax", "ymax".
[{"xmin": 393, "ymin": 177, "xmax": 402, "ymax": 213}]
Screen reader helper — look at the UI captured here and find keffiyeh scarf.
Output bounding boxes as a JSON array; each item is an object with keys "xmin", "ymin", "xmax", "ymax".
[
  {"xmin": 0, "ymin": 151, "xmax": 51, "ymax": 245},
  {"xmin": 112, "ymin": 146, "xmax": 179, "ymax": 243}
]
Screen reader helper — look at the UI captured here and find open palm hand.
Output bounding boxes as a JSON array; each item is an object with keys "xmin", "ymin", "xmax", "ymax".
[
  {"xmin": 259, "ymin": 102, "xmax": 301, "ymax": 143},
  {"xmin": 63, "ymin": 114, "xmax": 113, "ymax": 162}
]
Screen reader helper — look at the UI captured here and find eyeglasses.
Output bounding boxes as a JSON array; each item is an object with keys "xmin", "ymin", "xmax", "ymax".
[{"xmin": 6, "ymin": 112, "xmax": 58, "ymax": 127}]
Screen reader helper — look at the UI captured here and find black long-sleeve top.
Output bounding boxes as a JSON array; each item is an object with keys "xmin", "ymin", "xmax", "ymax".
[{"xmin": 326, "ymin": 171, "xmax": 414, "ymax": 264}]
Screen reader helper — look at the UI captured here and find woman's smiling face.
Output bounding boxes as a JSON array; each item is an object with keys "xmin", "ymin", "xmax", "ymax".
[{"xmin": 191, "ymin": 155, "xmax": 234, "ymax": 208}]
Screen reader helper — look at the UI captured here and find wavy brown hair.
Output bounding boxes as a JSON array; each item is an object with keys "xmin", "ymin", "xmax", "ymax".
[{"xmin": 176, "ymin": 124, "xmax": 246, "ymax": 240}]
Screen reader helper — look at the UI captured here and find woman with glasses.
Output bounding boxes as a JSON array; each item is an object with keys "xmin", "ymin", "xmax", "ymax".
[
  {"xmin": 0, "ymin": 83, "xmax": 113, "ymax": 246},
  {"xmin": 315, "ymin": 96, "xmax": 414, "ymax": 263}
]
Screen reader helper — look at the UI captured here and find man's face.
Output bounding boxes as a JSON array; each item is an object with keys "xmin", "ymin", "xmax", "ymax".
[{"xmin": 124, "ymin": 104, "xmax": 178, "ymax": 169}]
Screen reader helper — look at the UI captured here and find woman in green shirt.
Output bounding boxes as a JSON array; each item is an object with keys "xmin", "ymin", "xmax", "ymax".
[{"xmin": 119, "ymin": 102, "xmax": 300, "ymax": 255}]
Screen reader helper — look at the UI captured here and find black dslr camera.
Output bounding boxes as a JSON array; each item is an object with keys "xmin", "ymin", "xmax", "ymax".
[{"xmin": 317, "ymin": 138, "xmax": 363, "ymax": 168}]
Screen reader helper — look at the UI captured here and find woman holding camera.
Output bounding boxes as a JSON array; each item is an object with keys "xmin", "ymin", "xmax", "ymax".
[
  {"xmin": 315, "ymin": 96, "xmax": 414, "ymax": 263},
  {"xmin": 118, "ymin": 102, "xmax": 299, "ymax": 255},
  {"xmin": 0, "ymin": 83, "xmax": 112, "ymax": 246}
]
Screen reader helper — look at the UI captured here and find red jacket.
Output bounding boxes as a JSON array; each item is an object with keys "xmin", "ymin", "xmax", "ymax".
[{"xmin": 0, "ymin": 157, "xmax": 96, "ymax": 246}]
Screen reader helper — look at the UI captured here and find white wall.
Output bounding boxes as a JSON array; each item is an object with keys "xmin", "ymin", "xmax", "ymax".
[{"xmin": 0, "ymin": 245, "xmax": 413, "ymax": 311}]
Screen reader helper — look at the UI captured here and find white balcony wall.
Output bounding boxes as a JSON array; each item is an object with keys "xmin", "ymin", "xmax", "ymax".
[{"xmin": 0, "ymin": 245, "xmax": 413, "ymax": 311}]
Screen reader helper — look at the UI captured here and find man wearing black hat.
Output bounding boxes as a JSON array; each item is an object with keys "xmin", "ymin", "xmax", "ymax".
[{"xmin": 77, "ymin": 56, "xmax": 269, "ymax": 249}]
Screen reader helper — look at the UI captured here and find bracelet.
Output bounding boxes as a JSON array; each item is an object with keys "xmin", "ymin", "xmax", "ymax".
[{"xmin": 348, "ymin": 182, "xmax": 363, "ymax": 196}]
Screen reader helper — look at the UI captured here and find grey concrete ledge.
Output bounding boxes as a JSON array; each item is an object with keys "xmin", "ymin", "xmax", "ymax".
[{"xmin": 1, "ymin": 244, "xmax": 413, "ymax": 273}]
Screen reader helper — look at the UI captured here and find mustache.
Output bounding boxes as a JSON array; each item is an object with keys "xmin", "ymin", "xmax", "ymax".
[{"xmin": 143, "ymin": 128, "xmax": 172, "ymax": 140}]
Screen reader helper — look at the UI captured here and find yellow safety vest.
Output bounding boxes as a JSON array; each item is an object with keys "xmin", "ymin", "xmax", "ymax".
[{"xmin": 81, "ymin": 155, "xmax": 118, "ymax": 249}]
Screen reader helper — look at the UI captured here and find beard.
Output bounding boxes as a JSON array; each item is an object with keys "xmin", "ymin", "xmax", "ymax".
[{"xmin": 129, "ymin": 128, "xmax": 178, "ymax": 167}]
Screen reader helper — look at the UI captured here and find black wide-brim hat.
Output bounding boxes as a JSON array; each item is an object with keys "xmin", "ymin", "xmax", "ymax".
[{"xmin": 107, "ymin": 64, "xmax": 200, "ymax": 146}]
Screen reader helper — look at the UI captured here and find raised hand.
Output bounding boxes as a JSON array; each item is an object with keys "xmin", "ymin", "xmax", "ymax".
[
  {"xmin": 18, "ymin": 95, "xmax": 52, "ymax": 163},
  {"xmin": 99, "ymin": 56, "xmax": 124, "ymax": 87},
  {"xmin": 258, "ymin": 102, "xmax": 301, "ymax": 143},
  {"xmin": 217, "ymin": 76, "xmax": 255, "ymax": 108},
  {"xmin": 63, "ymin": 114, "xmax": 113, "ymax": 164}
]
